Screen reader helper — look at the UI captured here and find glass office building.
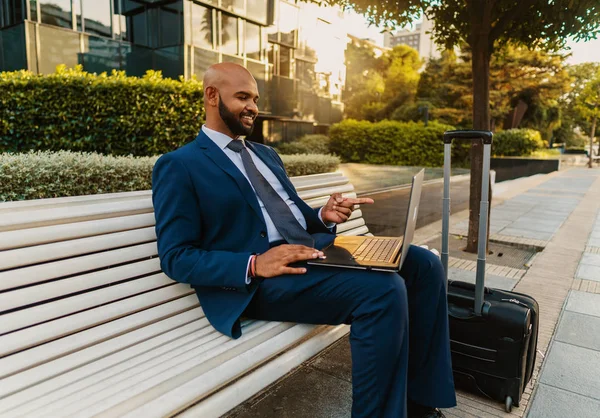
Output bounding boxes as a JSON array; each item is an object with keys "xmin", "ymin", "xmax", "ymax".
[{"xmin": 0, "ymin": 0, "xmax": 346, "ymax": 143}]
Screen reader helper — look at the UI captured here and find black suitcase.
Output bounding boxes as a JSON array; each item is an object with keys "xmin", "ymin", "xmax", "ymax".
[{"xmin": 441, "ymin": 130, "xmax": 539, "ymax": 413}]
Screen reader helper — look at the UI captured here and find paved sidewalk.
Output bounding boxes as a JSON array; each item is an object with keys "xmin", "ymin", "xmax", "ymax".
[{"xmin": 225, "ymin": 168, "xmax": 600, "ymax": 418}]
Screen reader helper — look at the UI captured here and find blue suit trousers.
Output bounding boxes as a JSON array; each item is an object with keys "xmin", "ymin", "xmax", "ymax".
[{"xmin": 243, "ymin": 245, "xmax": 456, "ymax": 417}]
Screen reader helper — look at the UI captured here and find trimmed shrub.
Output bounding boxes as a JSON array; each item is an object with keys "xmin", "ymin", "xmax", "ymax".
[
  {"xmin": 0, "ymin": 150, "xmax": 340, "ymax": 201},
  {"xmin": 0, "ymin": 151, "xmax": 157, "ymax": 201},
  {"xmin": 0, "ymin": 65, "xmax": 205, "ymax": 156},
  {"xmin": 280, "ymin": 153, "xmax": 340, "ymax": 176},
  {"xmin": 275, "ymin": 134, "xmax": 331, "ymax": 155},
  {"xmin": 329, "ymin": 119, "xmax": 465, "ymax": 167},
  {"xmin": 492, "ymin": 129, "xmax": 544, "ymax": 157}
]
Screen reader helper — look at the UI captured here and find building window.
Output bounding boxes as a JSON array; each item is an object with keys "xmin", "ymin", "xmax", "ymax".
[
  {"xmin": 40, "ymin": 0, "xmax": 71, "ymax": 29},
  {"xmin": 158, "ymin": 1, "xmax": 183, "ymax": 47},
  {"xmin": 1, "ymin": 0, "xmax": 25, "ymax": 27},
  {"xmin": 220, "ymin": 13, "xmax": 238, "ymax": 55},
  {"xmin": 278, "ymin": 1, "xmax": 297, "ymax": 46},
  {"xmin": 81, "ymin": 0, "xmax": 112, "ymax": 38},
  {"xmin": 245, "ymin": 0, "xmax": 267, "ymax": 25},
  {"xmin": 29, "ymin": 0, "xmax": 38, "ymax": 23},
  {"xmin": 279, "ymin": 44, "xmax": 291, "ymax": 77},
  {"xmin": 113, "ymin": 0, "xmax": 127, "ymax": 40},
  {"xmin": 296, "ymin": 59, "xmax": 314, "ymax": 90},
  {"xmin": 245, "ymin": 21, "xmax": 261, "ymax": 61},
  {"xmin": 191, "ymin": 3, "xmax": 213, "ymax": 50},
  {"xmin": 220, "ymin": 0, "xmax": 244, "ymax": 17}
]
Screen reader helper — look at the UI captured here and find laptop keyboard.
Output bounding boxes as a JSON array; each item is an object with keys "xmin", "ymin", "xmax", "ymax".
[{"xmin": 352, "ymin": 238, "xmax": 401, "ymax": 263}]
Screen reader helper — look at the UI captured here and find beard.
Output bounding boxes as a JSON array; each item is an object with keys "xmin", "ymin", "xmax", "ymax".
[{"xmin": 218, "ymin": 95, "xmax": 255, "ymax": 136}]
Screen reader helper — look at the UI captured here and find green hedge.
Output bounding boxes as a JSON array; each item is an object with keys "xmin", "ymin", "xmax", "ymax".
[
  {"xmin": 0, "ymin": 65, "xmax": 205, "ymax": 156},
  {"xmin": 492, "ymin": 129, "xmax": 544, "ymax": 157},
  {"xmin": 0, "ymin": 150, "xmax": 340, "ymax": 201},
  {"xmin": 275, "ymin": 134, "xmax": 331, "ymax": 155},
  {"xmin": 280, "ymin": 153, "xmax": 340, "ymax": 176},
  {"xmin": 329, "ymin": 119, "xmax": 465, "ymax": 166},
  {"xmin": 0, "ymin": 151, "xmax": 157, "ymax": 201}
]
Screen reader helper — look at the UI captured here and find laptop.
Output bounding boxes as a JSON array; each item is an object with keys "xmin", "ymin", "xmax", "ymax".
[{"xmin": 307, "ymin": 169, "xmax": 424, "ymax": 272}]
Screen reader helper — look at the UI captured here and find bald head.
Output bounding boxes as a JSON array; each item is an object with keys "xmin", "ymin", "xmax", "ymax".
[
  {"xmin": 203, "ymin": 63, "xmax": 260, "ymax": 138},
  {"xmin": 203, "ymin": 62, "xmax": 256, "ymax": 92}
]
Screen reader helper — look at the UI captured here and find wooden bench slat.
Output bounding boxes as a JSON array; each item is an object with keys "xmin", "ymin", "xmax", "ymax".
[
  {"xmin": 1, "ymin": 273, "xmax": 175, "ymax": 335},
  {"xmin": 0, "ymin": 199, "xmax": 153, "ymax": 232},
  {"xmin": 0, "ymin": 315, "xmax": 211, "ymax": 415},
  {"xmin": 0, "ymin": 242, "xmax": 157, "ymax": 291},
  {"xmin": 340, "ymin": 225, "xmax": 370, "ymax": 236},
  {"xmin": 297, "ymin": 184, "xmax": 354, "ymax": 201},
  {"xmin": 0, "ymin": 190, "xmax": 151, "ymax": 214},
  {"xmin": 0, "ymin": 296, "xmax": 200, "ymax": 379},
  {"xmin": 0, "ymin": 227, "xmax": 156, "ymax": 271},
  {"xmin": 336, "ymin": 218, "xmax": 366, "ymax": 234},
  {"xmin": 114, "ymin": 324, "xmax": 318, "ymax": 418},
  {"xmin": 0, "ymin": 213, "xmax": 156, "ymax": 251},
  {"xmin": 0, "ymin": 259, "xmax": 161, "ymax": 312},
  {"xmin": 289, "ymin": 172, "xmax": 343, "ymax": 184},
  {"xmin": 38, "ymin": 321, "xmax": 287, "ymax": 418},
  {"xmin": 294, "ymin": 178, "xmax": 348, "ymax": 191},
  {"xmin": 0, "ymin": 287, "xmax": 194, "ymax": 357},
  {"xmin": 292, "ymin": 175, "xmax": 348, "ymax": 192}
]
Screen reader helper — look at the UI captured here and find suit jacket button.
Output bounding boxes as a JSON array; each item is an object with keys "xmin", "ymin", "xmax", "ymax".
[{"xmin": 260, "ymin": 231, "xmax": 267, "ymax": 238}]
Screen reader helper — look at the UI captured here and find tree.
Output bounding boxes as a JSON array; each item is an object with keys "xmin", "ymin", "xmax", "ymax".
[
  {"xmin": 344, "ymin": 40, "xmax": 421, "ymax": 121},
  {"xmin": 576, "ymin": 69, "xmax": 600, "ymax": 168},
  {"xmin": 329, "ymin": 0, "xmax": 600, "ymax": 252},
  {"xmin": 554, "ymin": 62, "xmax": 600, "ymax": 147},
  {"xmin": 343, "ymin": 39, "xmax": 386, "ymax": 120}
]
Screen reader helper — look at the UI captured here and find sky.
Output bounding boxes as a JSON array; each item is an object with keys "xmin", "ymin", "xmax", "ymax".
[
  {"xmin": 343, "ymin": 10, "xmax": 600, "ymax": 65},
  {"xmin": 564, "ymin": 38, "xmax": 600, "ymax": 64}
]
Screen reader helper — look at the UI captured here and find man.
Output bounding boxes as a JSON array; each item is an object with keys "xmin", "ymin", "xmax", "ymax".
[{"xmin": 152, "ymin": 63, "xmax": 456, "ymax": 418}]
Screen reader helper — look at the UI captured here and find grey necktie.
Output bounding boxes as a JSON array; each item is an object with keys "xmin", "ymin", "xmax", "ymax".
[{"xmin": 227, "ymin": 140, "xmax": 314, "ymax": 247}]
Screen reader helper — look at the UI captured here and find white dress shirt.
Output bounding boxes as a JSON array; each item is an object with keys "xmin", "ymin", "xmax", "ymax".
[{"xmin": 202, "ymin": 125, "xmax": 331, "ymax": 283}]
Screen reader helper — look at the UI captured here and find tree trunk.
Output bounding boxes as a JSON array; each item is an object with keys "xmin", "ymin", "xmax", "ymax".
[
  {"xmin": 590, "ymin": 115, "xmax": 597, "ymax": 169},
  {"xmin": 465, "ymin": 16, "xmax": 493, "ymax": 254}
]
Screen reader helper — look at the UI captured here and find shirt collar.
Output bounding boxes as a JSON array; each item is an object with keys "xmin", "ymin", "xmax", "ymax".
[{"xmin": 202, "ymin": 125, "xmax": 244, "ymax": 150}]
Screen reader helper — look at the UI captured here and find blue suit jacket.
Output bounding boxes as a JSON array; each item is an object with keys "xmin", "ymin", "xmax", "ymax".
[{"xmin": 152, "ymin": 130, "xmax": 335, "ymax": 338}]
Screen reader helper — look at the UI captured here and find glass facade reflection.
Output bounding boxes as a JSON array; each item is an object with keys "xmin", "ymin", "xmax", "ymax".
[
  {"xmin": 40, "ymin": 0, "xmax": 71, "ymax": 29},
  {"xmin": 0, "ymin": 0, "xmax": 346, "ymax": 143}
]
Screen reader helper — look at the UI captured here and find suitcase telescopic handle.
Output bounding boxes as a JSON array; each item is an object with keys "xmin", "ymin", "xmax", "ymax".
[{"xmin": 442, "ymin": 130, "xmax": 493, "ymax": 316}]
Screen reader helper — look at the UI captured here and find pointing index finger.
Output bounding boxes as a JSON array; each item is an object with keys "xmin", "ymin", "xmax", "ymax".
[{"xmin": 342, "ymin": 197, "xmax": 375, "ymax": 205}]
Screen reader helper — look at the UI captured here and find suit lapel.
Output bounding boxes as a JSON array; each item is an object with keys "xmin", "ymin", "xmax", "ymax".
[{"xmin": 195, "ymin": 132, "xmax": 265, "ymax": 224}]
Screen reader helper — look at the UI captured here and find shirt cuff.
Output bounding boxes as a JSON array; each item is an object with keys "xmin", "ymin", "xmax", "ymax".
[
  {"xmin": 245, "ymin": 255, "xmax": 253, "ymax": 285},
  {"xmin": 318, "ymin": 207, "xmax": 336, "ymax": 229}
]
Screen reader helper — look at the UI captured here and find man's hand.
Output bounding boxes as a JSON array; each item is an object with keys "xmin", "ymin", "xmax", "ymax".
[
  {"xmin": 255, "ymin": 245, "xmax": 324, "ymax": 278},
  {"xmin": 321, "ymin": 193, "xmax": 374, "ymax": 224}
]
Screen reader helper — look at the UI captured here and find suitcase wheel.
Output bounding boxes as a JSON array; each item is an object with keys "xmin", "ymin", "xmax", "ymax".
[{"xmin": 505, "ymin": 396, "xmax": 513, "ymax": 413}]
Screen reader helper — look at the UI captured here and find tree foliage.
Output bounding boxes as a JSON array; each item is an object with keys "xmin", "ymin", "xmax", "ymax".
[
  {"xmin": 413, "ymin": 44, "xmax": 571, "ymax": 140},
  {"xmin": 330, "ymin": 1, "xmax": 600, "ymax": 50},
  {"xmin": 343, "ymin": 40, "xmax": 421, "ymax": 121},
  {"xmin": 576, "ymin": 70, "xmax": 600, "ymax": 121},
  {"xmin": 554, "ymin": 63, "xmax": 600, "ymax": 146}
]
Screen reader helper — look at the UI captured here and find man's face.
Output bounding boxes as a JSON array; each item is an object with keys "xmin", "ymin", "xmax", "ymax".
[
  {"xmin": 218, "ymin": 94, "xmax": 256, "ymax": 136},
  {"xmin": 216, "ymin": 75, "xmax": 259, "ymax": 137}
]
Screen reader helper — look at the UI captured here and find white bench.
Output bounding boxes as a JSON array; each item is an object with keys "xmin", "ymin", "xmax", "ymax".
[{"xmin": 0, "ymin": 172, "xmax": 370, "ymax": 418}]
